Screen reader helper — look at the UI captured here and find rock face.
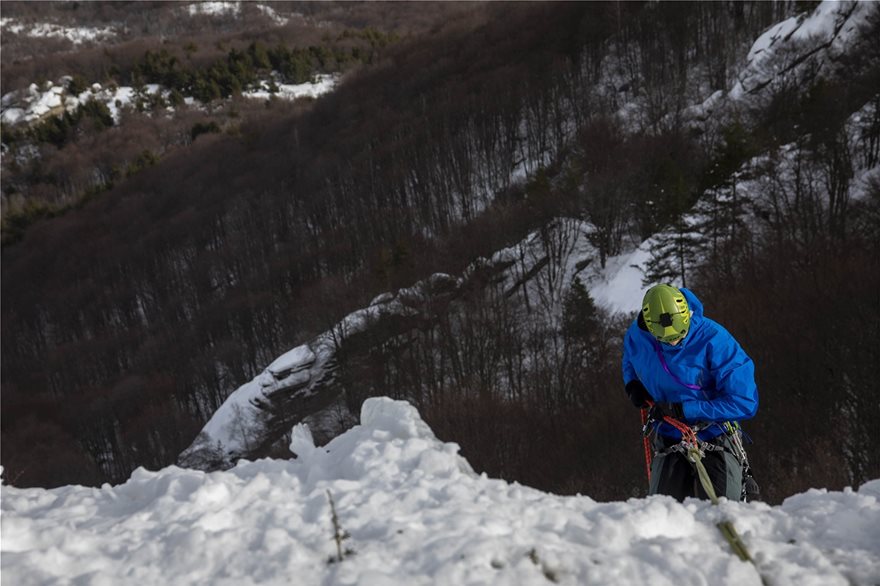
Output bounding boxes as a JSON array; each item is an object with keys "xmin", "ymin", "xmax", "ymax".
[
  {"xmin": 730, "ymin": 0, "xmax": 866, "ymax": 101},
  {"xmin": 178, "ymin": 214, "xmax": 600, "ymax": 472},
  {"xmin": 177, "ymin": 216, "xmax": 597, "ymax": 471},
  {"xmin": 178, "ymin": 257, "xmax": 516, "ymax": 471}
]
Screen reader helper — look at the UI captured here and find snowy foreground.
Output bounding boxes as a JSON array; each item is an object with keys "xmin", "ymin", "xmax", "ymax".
[{"xmin": 3, "ymin": 398, "xmax": 879, "ymax": 586}]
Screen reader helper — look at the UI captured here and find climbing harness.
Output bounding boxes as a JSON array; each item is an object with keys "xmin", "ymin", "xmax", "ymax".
[
  {"xmin": 643, "ymin": 402, "xmax": 767, "ymax": 584},
  {"xmin": 723, "ymin": 421, "xmax": 761, "ymax": 502}
]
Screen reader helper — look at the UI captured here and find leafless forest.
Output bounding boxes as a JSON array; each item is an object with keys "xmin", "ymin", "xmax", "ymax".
[{"xmin": 2, "ymin": 1, "xmax": 878, "ymax": 503}]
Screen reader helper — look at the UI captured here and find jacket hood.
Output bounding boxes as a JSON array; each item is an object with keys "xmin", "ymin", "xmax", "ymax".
[
  {"xmin": 680, "ymin": 287, "xmax": 704, "ymax": 320},
  {"xmin": 675, "ymin": 287, "xmax": 704, "ymax": 348}
]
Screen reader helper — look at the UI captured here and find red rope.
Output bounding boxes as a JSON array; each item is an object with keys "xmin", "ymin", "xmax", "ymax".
[
  {"xmin": 644, "ymin": 400, "xmax": 698, "ymax": 443},
  {"xmin": 640, "ymin": 408, "xmax": 652, "ymax": 484},
  {"xmin": 641, "ymin": 400, "xmax": 700, "ymax": 489},
  {"xmin": 662, "ymin": 413, "xmax": 699, "ymax": 446}
]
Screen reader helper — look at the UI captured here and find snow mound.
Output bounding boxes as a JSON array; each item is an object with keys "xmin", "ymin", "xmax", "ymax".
[
  {"xmin": 3, "ymin": 398, "xmax": 879, "ymax": 585},
  {"xmin": 285, "ymin": 397, "xmax": 475, "ymax": 488},
  {"xmin": 361, "ymin": 396, "xmax": 437, "ymax": 441}
]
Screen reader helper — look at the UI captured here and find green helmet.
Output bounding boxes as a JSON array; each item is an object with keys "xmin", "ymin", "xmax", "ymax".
[{"xmin": 642, "ymin": 284, "xmax": 691, "ymax": 344}]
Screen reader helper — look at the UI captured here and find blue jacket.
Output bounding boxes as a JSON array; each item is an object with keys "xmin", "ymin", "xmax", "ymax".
[{"xmin": 622, "ymin": 288, "xmax": 758, "ymax": 439}]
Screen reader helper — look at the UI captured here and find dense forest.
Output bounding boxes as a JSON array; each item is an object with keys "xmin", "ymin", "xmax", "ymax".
[{"xmin": 2, "ymin": 1, "xmax": 878, "ymax": 504}]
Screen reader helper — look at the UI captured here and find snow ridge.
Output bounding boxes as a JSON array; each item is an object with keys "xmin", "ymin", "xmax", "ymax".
[
  {"xmin": 177, "ymin": 271, "xmax": 471, "ymax": 470},
  {"xmin": 3, "ymin": 398, "xmax": 879, "ymax": 586}
]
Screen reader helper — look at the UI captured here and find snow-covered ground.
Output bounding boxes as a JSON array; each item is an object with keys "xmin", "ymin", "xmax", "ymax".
[
  {"xmin": 0, "ymin": 16, "xmax": 118, "ymax": 44},
  {"xmin": 0, "ymin": 74, "xmax": 340, "ymax": 128},
  {"xmin": 2, "ymin": 398, "xmax": 878, "ymax": 586},
  {"xmin": 0, "ymin": 81, "xmax": 163, "ymax": 126},
  {"xmin": 588, "ymin": 242, "xmax": 654, "ymax": 313},
  {"xmin": 241, "ymin": 74, "xmax": 340, "ymax": 101},
  {"xmin": 185, "ymin": 1, "xmax": 242, "ymax": 18},
  {"xmin": 182, "ymin": 1, "xmax": 290, "ymax": 26}
]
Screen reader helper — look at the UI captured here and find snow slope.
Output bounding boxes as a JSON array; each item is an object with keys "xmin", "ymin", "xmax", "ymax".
[{"xmin": 3, "ymin": 398, "xmax": 879, "ymax": 586}]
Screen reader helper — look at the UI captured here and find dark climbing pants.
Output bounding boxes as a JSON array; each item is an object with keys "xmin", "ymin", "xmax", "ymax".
[{"xmin": 649, "ymin": 433, "xmax": 743, "ymax": 501}]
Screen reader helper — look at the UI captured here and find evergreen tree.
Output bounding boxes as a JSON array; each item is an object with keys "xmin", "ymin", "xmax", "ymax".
[
  {"xmin": 643, "ymin": 214, "xmax": 702, "ymax": 287},
  {"xmin": 562, "ymin": 276, "xmax": 599, "ymax": 342}
]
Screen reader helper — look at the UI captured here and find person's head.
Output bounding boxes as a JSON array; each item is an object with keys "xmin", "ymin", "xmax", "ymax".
[{"xmin": 642, "ymin": 284, "xmax": 691, "ymax": 345}]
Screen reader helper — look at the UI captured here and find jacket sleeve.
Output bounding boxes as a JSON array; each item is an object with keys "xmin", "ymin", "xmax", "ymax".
[
  {"xmin": 621, "ymin": 325, "xmax": 639, "ymax": 386},
  {"xmin": 681, "ymin": 325, "xmax": 758, "ymax": 422}
]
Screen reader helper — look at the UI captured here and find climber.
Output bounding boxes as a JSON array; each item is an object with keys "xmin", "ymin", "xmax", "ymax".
[{"xmin": 622, "ymin": 284, "xmax": 759, "ymax": 501}]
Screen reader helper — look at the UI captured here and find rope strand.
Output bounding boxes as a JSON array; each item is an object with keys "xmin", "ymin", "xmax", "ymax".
[
  {"xmin": 643, "ymin": 401, "xmax": 767, "ymax": 584},
  {"xmin": 640, "ymin": 408, "xmax": 652, "ymax": 484}
]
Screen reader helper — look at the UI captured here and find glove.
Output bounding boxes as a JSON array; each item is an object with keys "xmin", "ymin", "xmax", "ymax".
[
  {"xmin": 649, "ymin": 401, "xmax": 684, "ymax": 422},
  {"xmin": 625, "ymin": 380, "xmax": 652, "ymax": 408}
]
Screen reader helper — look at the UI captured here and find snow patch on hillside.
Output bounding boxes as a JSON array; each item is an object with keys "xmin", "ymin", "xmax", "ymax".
[
  {"xmin": 185, "ymin": 2, "xmax": 242, "ymax": 17},
  {"xmin": 589, "ymin": 242, "xmax": 653, "ymax": 314},
  {"xmin": 242, "ymin": 74, "xmax": 339, "ymax": 101},
  {"xmin": 181, "ymin": 2, "xmax": 289, "ymax": 25},
  {"xmin": 477, "ymin": 218, "xmax": 655, "ymax": 315},
  {"xmin": 0, "ymin": 17, "xmax": 118, "ymax": 44},
  {"xmin": 0, "ymin": 80, "xmax": 170, "ymax": 127},
  {"xmin": 1, "ymin": 75, "xmax": 338, "ymax": 128},
  {"xmin": 3, "ymin": 397, "xmax": 879, "ymax": 586},
  {"xmin": 256, "ymin": 4, "xmax": 290, "ymax": 26}
]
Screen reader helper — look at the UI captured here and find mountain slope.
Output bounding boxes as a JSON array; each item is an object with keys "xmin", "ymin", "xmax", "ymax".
[
  {"xmin": 177, "ymin": 1, "xmax": 880, "ymax": 487},
  {"xmin": 2, "ymin": 1, "xmax": 878, "ymax": 497}
]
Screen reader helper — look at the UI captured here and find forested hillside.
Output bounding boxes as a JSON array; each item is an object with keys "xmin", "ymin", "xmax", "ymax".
[{"xmin": 2, "ymin": 1, "xmax": 878, "ymax": 504}]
